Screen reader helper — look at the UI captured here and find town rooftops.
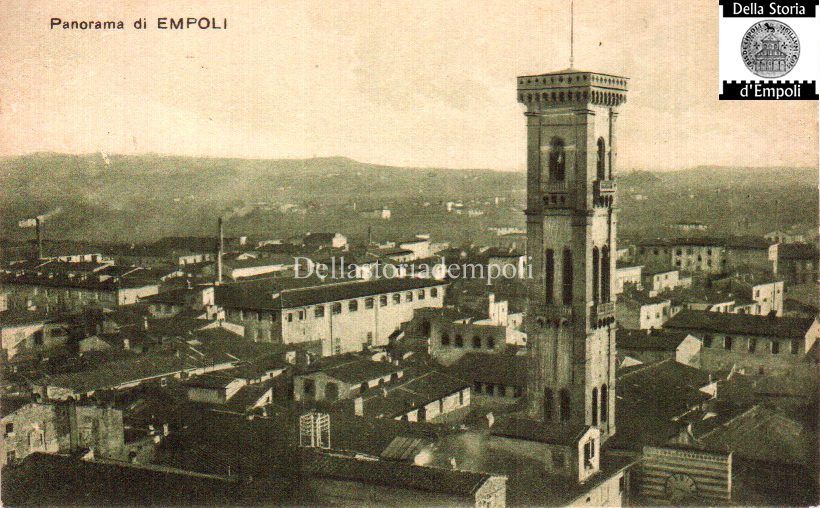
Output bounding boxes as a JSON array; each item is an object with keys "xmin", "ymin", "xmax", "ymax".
[
  {"xmin": 778, "ymin": 243, "xmax": 818, "ymax": 260},
  {"xmin": 620, "ymin": 292, "xmax": 670, "ymax": 306},
  {"xmin": 216, "ymin": 277, "xmax": 446, "ymax": 311},
  {"xmin": 616, "ymin": 329, "xmax": 691, "ymax": 352},
  {"xmin": 356, "ymin": 370, "xmax": 469, "ymax": 419},
  {"xmin": 303, "ymin": 355, "xmax": 402, "ymax": 384},
  {"xmin": 0, "ymin": 271, "xmax": 158, "ymax": 291},
  {"xmin": 448, "ymin": 351, "xmax": 528, "ymax": 388},
  {"xmin": 664, "ymin": 310, "xmax": 815, "ymax": 338},
  {"xmin": 492, "ymin": 417, "xmax": 590, "ymax": 446},
  {"xmin": 0, "ymin": 309, "xmax": 58, "ymax": 327},
  {"xmin": 639, "ymin": 236, "xmax": 773, "ymax": 249},
  {"xmin": 301, "ymin": 448, "xmax": 495, "ymax": 497}
]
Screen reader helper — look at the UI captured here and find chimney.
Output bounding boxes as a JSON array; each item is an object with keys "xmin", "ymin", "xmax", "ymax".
[
  {"xmin": 216, "ymin": 217, "xmax": 224, "ymax": 285},
  {"xmin": 354, "ymin": 396, "xmax": 364, "ymax": 416},
  {"xmin": 35, "ymin": 217, "xmax": 43, "ymax": 259}
]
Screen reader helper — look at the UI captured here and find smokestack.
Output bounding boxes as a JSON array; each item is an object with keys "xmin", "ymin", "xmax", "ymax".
[
  {"xmin": 216, "ymin": 217, "xmax": 224, "ymax": 285},
  {"xmin": 35, "ymin": 217, "xmax": 43, "ymax": 259}
]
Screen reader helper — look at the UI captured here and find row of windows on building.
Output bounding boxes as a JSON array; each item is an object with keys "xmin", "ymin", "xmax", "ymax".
[
  {"xmin": 229, "ymin": 287, "xmax": 440, "ymax": 323},
  {"xmin": 301, "ymin": 373, "xmax": 402, "ymax": 401},
  {"xmin": 473, "ymin": 381, "xmax": 523, "ymax": 398},
  {"xmin": 641, "ymin": 247, "xmax": 717, "ymax": 256},
  {"xmin": 441, "ymin": 333, "xmax": 497, "ymax": 350},
  {"xmin": 703, "ymin": 334, "xmax": 801, "ymax": 354}
]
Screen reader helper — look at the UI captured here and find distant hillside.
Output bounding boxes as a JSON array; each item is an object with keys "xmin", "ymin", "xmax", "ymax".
[{"xmin": 0, "ymin": 153, "xmax": 816, "ymax": 245}]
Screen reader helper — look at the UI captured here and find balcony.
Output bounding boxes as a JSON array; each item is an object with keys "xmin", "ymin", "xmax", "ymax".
[
  {"xmin": 592, "ymin": 301, "xmax": 615, "ymax": 321},
  {"xmin": 543, "ymin": 181, "xmax": 568, "ymax": 193},
  {"xmin": 594, "ymin": 180, "xmax": 616, "ymax": 194}
]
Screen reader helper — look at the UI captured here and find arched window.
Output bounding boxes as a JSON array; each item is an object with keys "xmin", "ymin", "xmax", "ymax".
[
  {"xmin": 544, "ymin": 388, "xmax": 554, "ymax": 421},
  {"xmin": 600, "ymin": 384, "xmax": 608, "ymax": 423},
  {"xmin": 548, "ymin": 137, "xmax": 566, "ymax": 181},
  {"xmin": 544, "ymin": 249, "xmax": 555, "ymax": 304},
  {"xmin": 472, "ymin": 336, "xmax": 482, "ymax": 349},
  {"xmin": 562, "ymin": 248, "xmax": 573, "ymax": 305},
  {"xmin": 592, "ymin": 247, "xmax": 600, "ymax": 304},
  {"xmin": 601, "ymin": 246, "xmax": 610, "ymax": 303},
  {"xmin": 441, "ymin": 333, "xmax": 450, "ymax": 346},
  {"xmin": 591, "ymin": 388, "xmax": 598, "ymax": 425},
  {"xmin": 455, "ymin": 335, "xmax": 464, "ymax": 348},
  {"xmin": 596, "ymin": 137, "xmax": 606, "ymax": 180},
  {"xmin": 560, "ymin": 389, "xmax": 571, "ymax": 421}
]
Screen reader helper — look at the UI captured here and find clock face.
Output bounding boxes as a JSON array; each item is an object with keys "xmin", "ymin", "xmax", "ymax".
[{"xmin": 665, "ymin": 473, "xmax": 698, "ymax": 502}]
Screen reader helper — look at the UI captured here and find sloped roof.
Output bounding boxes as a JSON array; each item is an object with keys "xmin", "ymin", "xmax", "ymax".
[
  {"xmin": 664, "ymin": 310, "xmax": 815, "ymax": 338},
  {"xmin": 617, "ymin": 328, "xmax": 691, "ymax": 352},
  {"xmin": 448, "ymin": 352, "xmax": 528, "ymax": 387},
  {"xmin": 301, "ymin": 448, "xmax": 492, "ymax": 496},
  {"xmin": 360, "ymin": 370, "xmax": 469, "ymax": 418},
  {"xmin": 305, "ymin": 356, "xmax": 402, "ymax": 385}
]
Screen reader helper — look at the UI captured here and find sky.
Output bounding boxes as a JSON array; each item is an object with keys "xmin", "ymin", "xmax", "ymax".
[{"xmin": 0, "ymin": 0, "xmax": 817, "ymax": 171}]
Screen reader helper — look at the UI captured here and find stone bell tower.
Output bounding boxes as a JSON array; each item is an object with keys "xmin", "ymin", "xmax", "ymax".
[{"xmin": 519, "ymin": 70, "xmax": 628, "ymax": 442}]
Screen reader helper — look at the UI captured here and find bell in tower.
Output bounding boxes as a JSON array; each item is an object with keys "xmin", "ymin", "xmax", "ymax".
[{"xmin": 519, "ymin": 70, "xmax": 628, "ymax": 442}]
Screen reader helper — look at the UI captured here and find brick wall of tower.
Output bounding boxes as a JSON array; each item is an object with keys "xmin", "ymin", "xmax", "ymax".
[{"xmin": 521, "ymin": 72, "xmax": 626, "ymax": 442}]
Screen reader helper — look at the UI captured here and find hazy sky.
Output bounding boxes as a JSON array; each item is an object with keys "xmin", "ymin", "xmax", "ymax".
[{"xmin": 0, "ymin": 0, "xmax": 817, "ymax": 170}]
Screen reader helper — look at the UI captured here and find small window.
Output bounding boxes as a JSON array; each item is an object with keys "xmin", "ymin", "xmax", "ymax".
[
  {"xmin": 488, "ymin": 337, "xmax": 496, "ymax": 349},
  {"xmin": 5, "ymin": 423, "xmax": 13, "ymax": 435},
  {"xmin": 748, "ymin": 337, "xmax": 757, "ymax": 353},
  {"xmin": 472, "ymin": 336, "xmax": 482, "ymax": 349},
  {"xmin": 287, "ymin": 313, "xmax": 294, "ymax": 323},
  {"xmin": 303, "ymin": 379, "xmax": 315, "ymax": 396},
  {"xmin": 791, "ymin": 339, "xmax": 800, "ymax": 354},
  {"xmin": 392, "ymin": 294, "xmax": 401, "ymax": 304},
  {"xmin": 431, "ymin": 288, "xmax": 438, "ymax": 298},
  {"xmin": 474, "ymin": 381, "xmax": 482, "ymax": 393},
  {"xmin": 724, "ymin": 336, "xmax": 732, "ymax": 350},
  {"xmin": 315, "ymin": 306, "xmax": 325, "ymax": 318},
  {"xmin": 418, "ymin": 290, "xmax": 425, "ymax": 300},
  {"xmin": 365, "ymin": 297, "xmax": 374, "ymax": 309},
  {"xmin": 379, "ymin": 295, "xmax": 388, "ymax": 307},
  {"xmin": 459, "ymin": 390, "xmax": 464, "ymax": 405},
  {"xmin": 298, "ymin": 310, "xmax": 305, "ymax": 320},
  {"xmin": 349, "ymin": 300, "xmax": 358, "ymax": 312},
  {"xmin": 441, "ymin": 333, "xmax": 451, "ymax": 346},
  {"xmin": 703, "ymin": 334, "xmax": 713, "ymax": 347},
  {"xmin": 406, "ymin": 291, "xmax": 413, "ymax": 302},
  {"xmin": 455, "ymin": 335, "xmax": 464, "ymax": 348},
  {"xmin": 331, "ymin": 303, "xmax": 342, "ymax": 315},
  {"xmin": 771, "ymin": 340, "xmax": 780, "ymax": 354}
]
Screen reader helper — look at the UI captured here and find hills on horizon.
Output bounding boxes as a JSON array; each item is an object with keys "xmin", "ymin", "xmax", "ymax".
[{"xmin": 0, "ymin": 153, "xmax": 817, "ymax": 247}]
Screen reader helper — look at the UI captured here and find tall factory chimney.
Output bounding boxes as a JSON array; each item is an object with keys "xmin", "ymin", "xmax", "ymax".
[
  {"xmin": 35, "ymin": 217, "xmax": 43, "ymax": 259},
  {"xmin": 216, "ymin": 217, "xmax": 224, "ymax": 285}
]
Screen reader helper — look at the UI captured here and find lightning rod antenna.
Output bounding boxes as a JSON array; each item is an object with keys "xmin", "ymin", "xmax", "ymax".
[{"xmin": 570, "ymin": 0, "xmax": 575, "ymax": 69}]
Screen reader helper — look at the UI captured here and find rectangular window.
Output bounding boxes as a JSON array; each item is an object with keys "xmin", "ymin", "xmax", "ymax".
[
  {"xmin": 332, "ymin": 303, "xmax": 342, "ymax": 315},
  {"xmin": 392, "ymin": 293, "xmax": 401, "ymax": 304},
  {"xmin": 298, "ymin": 310, "xmax": 305, "ymax": 320},
  {"xmin": 365, "ymin": 297, "xmax": 374, "ymax": 309},
  {"xmin": 562, "ymin": 249, "xmax": 573, "ymax": 305},
  {"xmin": 287, "ymin": 313, "xmax": 293, "ymax": 323},
  {"xmin": 724, "ymin": 336, "xmax": 732, "ymax": 350},
  {"xmin": 406, "ymin": 291, "xmax": 413, "ymax": 302},
  {"xmin": 431, "ymin": 287, "xmax": 438, "ymax": 298},
  {"xmin": 380, "ymin": 295, "xmax": 388, "ymax": 307},
  {"xmin": 315, "ymin": 306, "xmax": 325, "ymax": 318},
  {"xmin": 748, "ymin": 337, "xmax": 757, "ymax": 353},
  {"xmin": 349, "ymin": 300, "xmax": 358, "ymax": 312},
  {"xmin": 418, "ymin": 290, "xmax": 425, "ymax": 300},
  {"xmin": 771, "ymin": 340, "xmax": 780, "ymax": 354}
]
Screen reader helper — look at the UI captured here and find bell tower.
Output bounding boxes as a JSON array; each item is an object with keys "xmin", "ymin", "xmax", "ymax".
[{"xmin": 519, "ymin": 71, "xmax": 628, "ymax": 442}]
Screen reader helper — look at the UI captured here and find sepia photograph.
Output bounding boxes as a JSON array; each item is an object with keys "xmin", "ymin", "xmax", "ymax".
[{"xmin": 0, "ymin": 0, "xmax": 818, "ymax": 506}]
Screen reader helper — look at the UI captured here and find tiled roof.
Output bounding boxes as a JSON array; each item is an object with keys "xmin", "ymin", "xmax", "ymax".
[
  {"xmin": 305, "ymin": 356, "xmax": 402, "ymax": 384},
  {"xmin": 664, "ymin": 310, "xmax": 815, "ymax": 338},
  {"xmin": 360, "ymin": 370, "xmax": 469, "ymax": 418},
  {"xmin": 639, "ymin": 236, "xmax": 773, "ymax": 249},
  {"xmin": 616, "ymin": 328, "xmax": 691, "ymax": 351},
  {"xmin": 779, "ymin": 243, "xmax": 818, "ymax": 260},
  {"xmin": 217, "ymin": 278, "xmax": 446, "ymax": 311},
  {"xmin": 0, "ymin": 271, "xmax": 158, "ymax": 290},
  {"xmin": 0, "ymin": 309, "xmax": 58, "ymax": 327},
  {"xmin": 448, "ymin": 352, "xmax": 528, "ymax": 387},
  {"xmin": 491, "ymin": 417, "xmax": 589, "ymax": 446},
  {"xmin": 301, "ymin": 449, "xmax": 491, "ymax": 496}
]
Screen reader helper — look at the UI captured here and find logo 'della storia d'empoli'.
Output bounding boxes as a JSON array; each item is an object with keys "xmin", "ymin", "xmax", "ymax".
[{"xmin": 741, "ymin": 20, "xmax": 800, "ymax": 78}]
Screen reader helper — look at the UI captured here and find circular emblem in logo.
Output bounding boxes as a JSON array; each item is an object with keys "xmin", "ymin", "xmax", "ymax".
[{"xmin": 741, "ymin": 20, "xmax": 800, "ymax": 78}]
